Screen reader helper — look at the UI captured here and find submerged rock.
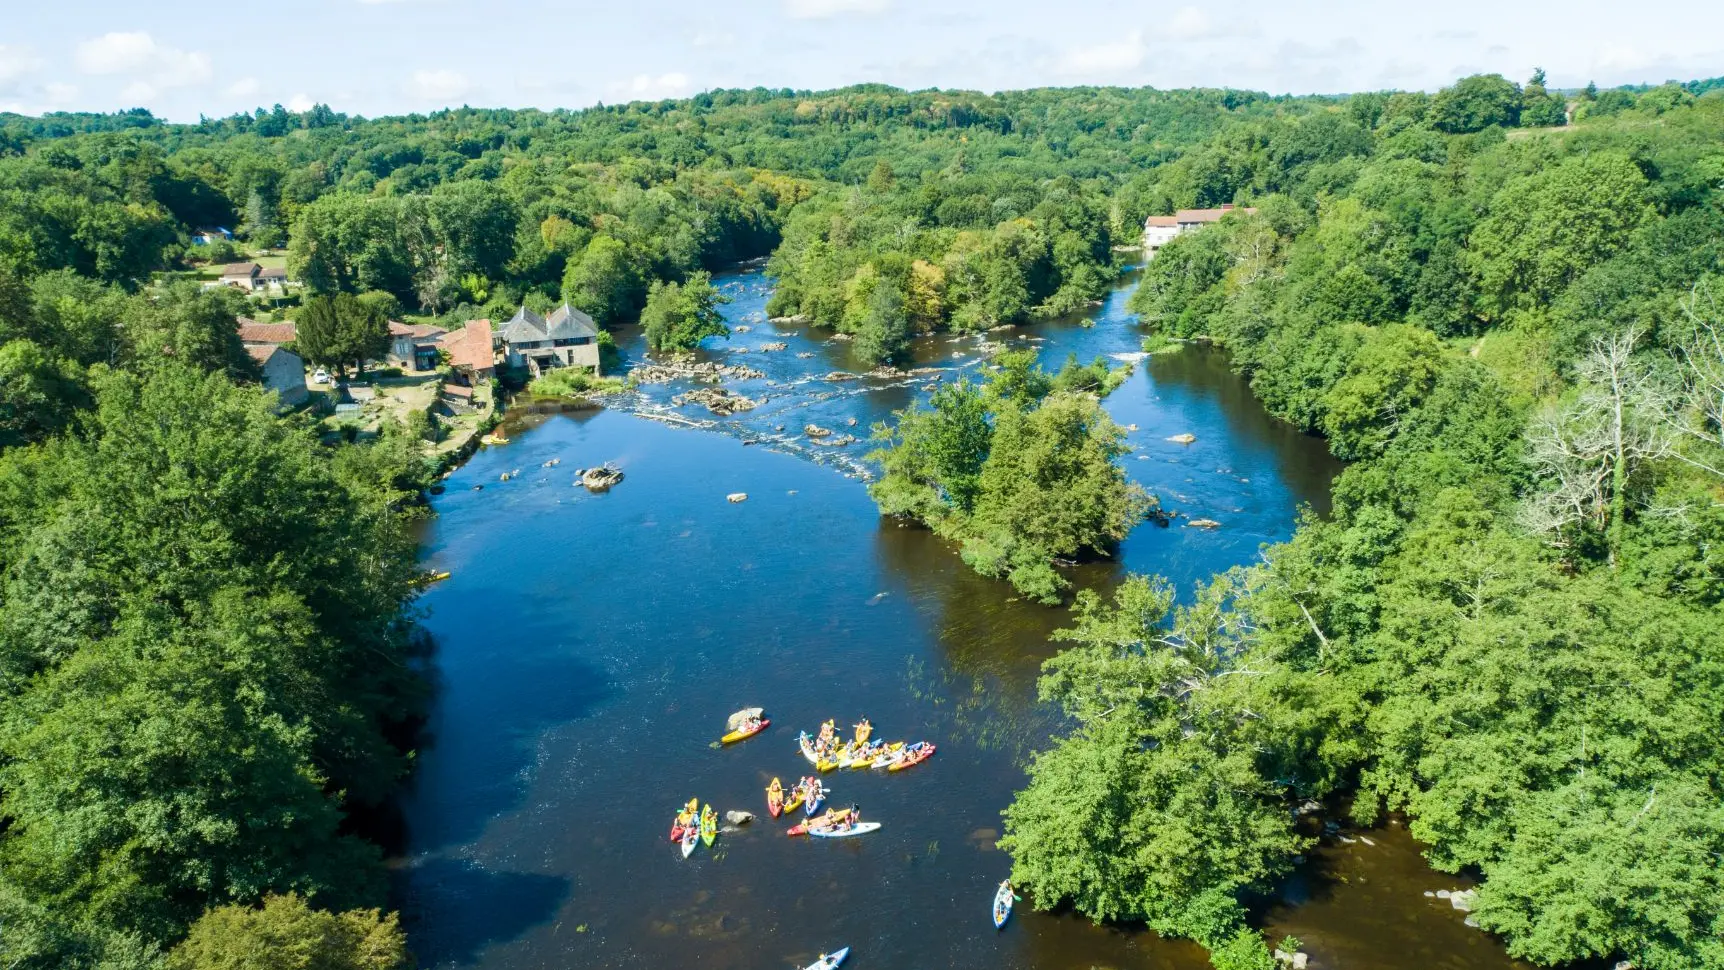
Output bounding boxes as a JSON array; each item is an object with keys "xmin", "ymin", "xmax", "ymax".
[
  {"xmin": 1167, "ymin": 432, "xmax": 1197, "ymax": 444},
  {"xmin": 1187, "ymin": 518, "xmax": 1222, "ymax": 529}
]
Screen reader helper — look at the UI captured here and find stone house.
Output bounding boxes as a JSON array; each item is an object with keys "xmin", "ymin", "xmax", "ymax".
[
  {"xmin": 247, "ymin": 345, "xmax": 309, "ymax": 409},
  {"xmin": 387, "ymin": 321, "xmax": 448, "ymax": 372},
  {"xmin": 439, "ymin": 319, "xmax": 496, "ymax": 384},
  {"xmin": 497, "ymin": 304, "xmax": 601, "ymax": 377}
]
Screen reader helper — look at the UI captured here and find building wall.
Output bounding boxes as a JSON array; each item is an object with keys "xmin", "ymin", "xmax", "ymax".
[
  {"xmin": 264, "ymin": 350, "xmax": 309, "ymax": 408},
  {"xmin": 1142, "ymin": 224, "xmax": 1182, "ymax": 257}
]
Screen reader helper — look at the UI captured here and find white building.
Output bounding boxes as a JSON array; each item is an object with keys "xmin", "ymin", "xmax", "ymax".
[{"xmin": 1142, "ymin": 204, "xmax": 1258, "ymax": 259}]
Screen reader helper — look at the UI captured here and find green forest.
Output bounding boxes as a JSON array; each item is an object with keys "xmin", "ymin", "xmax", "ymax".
[{"xmin": 1, "ymin": 70, "xmax": 1722, "ymax": 970}]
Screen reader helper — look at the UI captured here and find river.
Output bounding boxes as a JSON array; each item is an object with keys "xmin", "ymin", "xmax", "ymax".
[{"xmin": 392, "ymin": 266, "xmax": 1528, "ymax": 970}]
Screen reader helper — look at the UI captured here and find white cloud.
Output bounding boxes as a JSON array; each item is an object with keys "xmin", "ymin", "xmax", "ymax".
[
  {"xmin": 1055, "ymin": 31, "xmax": 1146, "ymax": 76},
  {"xmin": 784, "ymin": 0, "xmax": 890, "ymax": 20},
  {"xmin": 42, "ymin": 82, "xmax": 79, "ymax": 105},
  {"xmin": 0, "ymin": 44, "xmax": 42, "ymax": 92},
  {"xmin": 287, "ymin": 93, "xmax": 316, "ymax": 113},
  {"xmin": 607, "ymin": 72, "xmax": 695, "ymax": 102},
  {"xmin": 226, "ymin": 76, "xmax": 261, "ymax": 99},
  {"xmin": 1157, "ymin": 6, "xmax": 1259, "ymax": 42},
  {"xmin": 120, "ymin": 80, "xmax": 157, "ymax": 102},
  {"xmin": 405, "ymin": 68, "xmax": 471, "ymax": 103},
  {"xmin": 74, "ymin": 32, "xmax": 212, "ymax": 90}
]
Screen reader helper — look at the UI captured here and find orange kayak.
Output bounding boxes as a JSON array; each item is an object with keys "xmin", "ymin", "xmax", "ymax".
[{"xmin": 767, "ymin": 779, "xmax": 785, "ymax": 818}]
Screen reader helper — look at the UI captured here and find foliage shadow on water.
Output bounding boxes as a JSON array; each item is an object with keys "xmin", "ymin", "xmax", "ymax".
[
  {"xmin": 393, "ymin": 857, "xmax": 573, "ymax": 967},
  {"xmin": 397, "ymin": 644, "xmax": 615, "ymax": 855}
]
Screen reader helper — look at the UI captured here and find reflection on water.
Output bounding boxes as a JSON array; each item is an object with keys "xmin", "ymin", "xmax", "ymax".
[{"xmin": 391, "ymin": 269, "xmax": 1518, "ymax": 970}]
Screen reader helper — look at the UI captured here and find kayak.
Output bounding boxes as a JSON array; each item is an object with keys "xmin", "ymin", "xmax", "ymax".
[
  {"xmin": 786, "ymin": 819, "xmax": 809, "ymax": 837},
  {"xmin": 681, "ymin": 824, "xmax": 697, "ymax": 858},
  {"xmin": 700, "ymin": 806, "xmax": 717, "ymax": 847},
  {"xmin": 767, "ymin": 779, "xmax": 784, "ymax": 818},
  {"xmin": 993, "ymin": 882, "xmax": 1015, "ymax": 928},
  {"xmin": 803, "ymin": 947, "xmax": 850, "ymax": 970},
  {"xmin": 888, "ymin": 743, "xmax": 936, "ymax": 772},
  {"xmin": 721, "ymin": 717, "xmax": 770, "ymax": 744},
  {"xmin": 853, "ymin": 720, "xmax": 872, "ymax": 744},
  {"xmin": 809, "ymin": 822, "xmax": 881, "ymax": 838},
  {"xmin": 804, "ymin": 784, "xmax": 825, "ymax": 816},
  {"xmin": 798, "ymin": 732, "xmax": 824, "ymax": 767}
]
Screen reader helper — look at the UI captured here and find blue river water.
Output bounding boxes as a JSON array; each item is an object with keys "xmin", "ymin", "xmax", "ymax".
[{"xmin": 392, "ymin": 267, "xmax": 1525, "ymax": 970}]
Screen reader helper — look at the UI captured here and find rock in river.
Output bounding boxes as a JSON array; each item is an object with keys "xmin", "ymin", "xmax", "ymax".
[{"xmin": 727, "ymin": 492, "xmax": 748, "ymax": 503}]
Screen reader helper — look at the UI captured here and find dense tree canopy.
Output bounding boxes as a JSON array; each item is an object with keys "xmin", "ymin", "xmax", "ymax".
[
  {"xmin": 1014, "ymin": 74, "xmax": 1724, "ymax": 970},
  {"xmin": 0, "ymin": 68, "xmax": 1721, "ymax": 970}
]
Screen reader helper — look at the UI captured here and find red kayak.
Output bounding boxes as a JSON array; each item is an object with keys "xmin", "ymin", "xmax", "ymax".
[{"xmin": 786, "ymin": 820, "xmax": 809, "ymax": 837}]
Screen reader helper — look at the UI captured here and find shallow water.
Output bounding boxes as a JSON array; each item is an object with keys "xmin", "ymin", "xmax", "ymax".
[{"xmin": 393, "ymin": 268, "xmax": 1524, "ymax": 970}]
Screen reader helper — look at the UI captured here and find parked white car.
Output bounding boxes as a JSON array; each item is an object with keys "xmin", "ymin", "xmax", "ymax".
[{"xmin": 312, "ymin": 369, "xmax": 330, "ymax": 385}]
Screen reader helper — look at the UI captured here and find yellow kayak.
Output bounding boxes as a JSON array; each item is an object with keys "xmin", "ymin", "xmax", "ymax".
[{"xmin": 720, "ymin": 717, "xmax": 771, "ymax": 744}]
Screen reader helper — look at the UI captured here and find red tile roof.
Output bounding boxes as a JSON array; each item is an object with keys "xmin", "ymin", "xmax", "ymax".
[
  {"xmin": 442, "ymin": 383, "xmax": 474, "ymax": 399},
  {"xmin": 439, "ymin": 320, "xmax": 494, "ymax": 373},
  {"xmin": 238, "ymin": 319, "xmax": 298, "ymax": 344},
  {"xmin": 1144, "ymin": 215, "xmax": 1179, "ymax": 227}
]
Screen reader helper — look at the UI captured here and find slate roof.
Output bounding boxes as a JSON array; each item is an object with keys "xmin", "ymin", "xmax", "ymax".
[
  {"xmin": 545, "ymin": 303, "xmax": 599, "ymax": 340},
  {"xmin": 222, "ymin": 262, "xmax": 261, "ymax": 277},
  {"xmin": 498, "ymin": 304, "xmax": 599, "ymax": 344}
]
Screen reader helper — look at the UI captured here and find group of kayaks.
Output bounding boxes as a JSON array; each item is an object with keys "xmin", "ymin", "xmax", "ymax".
[
  {"xmin": 797, "ymin": 718, "xmax": 936, "ymax": 773},
  {"xmin": 667, "ymin": 798, "xmax": 718, "ymax": 859},
  {"xmin": 671, "ymin": 707, "xmax": 1012, "ymax": 968}
]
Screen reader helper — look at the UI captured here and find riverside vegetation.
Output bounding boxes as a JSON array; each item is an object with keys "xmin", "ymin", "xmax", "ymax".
[{"xmin": 0, "ymin": 71, "xmax": 1720, "ymax": 970}]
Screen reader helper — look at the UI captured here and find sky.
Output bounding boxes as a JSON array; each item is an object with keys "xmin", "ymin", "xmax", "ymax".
[{"xmin": 1, "ymin": 0, "xmax": 1721, "ymax": 121}]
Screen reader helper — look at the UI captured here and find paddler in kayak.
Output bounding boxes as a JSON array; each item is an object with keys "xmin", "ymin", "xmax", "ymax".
[
  {"xmin": 818, "ymin": 719, "xmax": 837, "ymax": 746},
  {"xmin": 853, "ymin": 717, "xmax": 872, "ymax": 744},
  {"xmin": 766, "ymin": 777, "xmax": 784, "ymax": 816}
]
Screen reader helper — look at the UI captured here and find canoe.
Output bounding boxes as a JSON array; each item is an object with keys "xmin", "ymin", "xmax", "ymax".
[
  {"xmin": 700, "ymin": 807, "xmax": 717, "ymax": 847},
  {"xmin": 993, "ymin": 882, "xmax": 1015, "ymax": 928},
  {"xmin": 681, "ymin": 825, "xmax": 697, "ymax": 859},
  {"xmin": 803, "ymin": 947, "xmax": 850, "ymax": 970},
  {"xmin": 888, "ymin": 743, "xmax": 936, "ymax": 772},
  {"xmin": 721, "ymin": 717, "xmax": 770, "ymax": 744},
  {"xmin": 809, "ymin": 822, "xmax": 881, "ymax": 838},
  {"xmin": 767, "ymin": 780, "xmax": 784, "ymax": 818}
]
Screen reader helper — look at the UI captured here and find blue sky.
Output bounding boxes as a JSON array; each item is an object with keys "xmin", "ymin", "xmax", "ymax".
[{"xmin": 2, "ymin": 0, "xmax": 1720, "ymax": 121}]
